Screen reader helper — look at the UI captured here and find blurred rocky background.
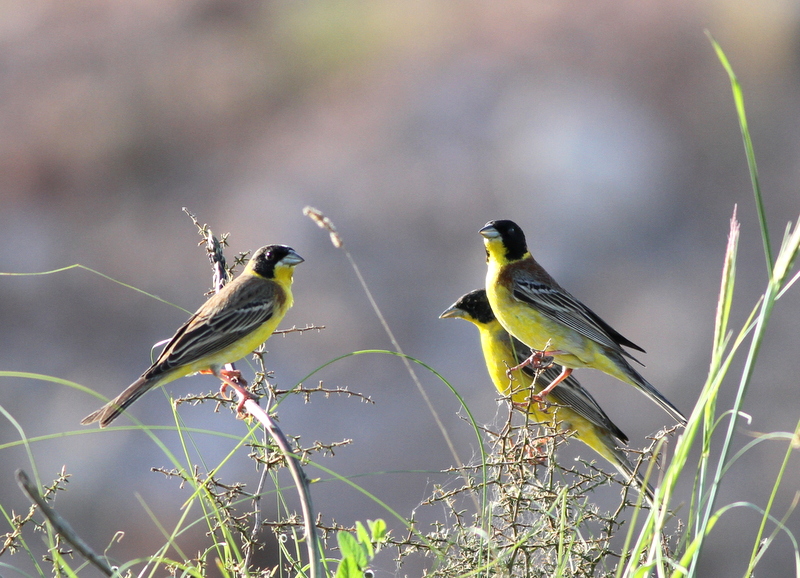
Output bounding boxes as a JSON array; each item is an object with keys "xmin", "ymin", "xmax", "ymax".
[{"xmin": 1, "ymin": 1, "xmax": 799, "ymax": 576}]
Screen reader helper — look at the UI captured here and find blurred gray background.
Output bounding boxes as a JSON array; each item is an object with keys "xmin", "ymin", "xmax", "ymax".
[{"xmin": 1, "ymin": 1, "xmax": 799, "ymax": 576}]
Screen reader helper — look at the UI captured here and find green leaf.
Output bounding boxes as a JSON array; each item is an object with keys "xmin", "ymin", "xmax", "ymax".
[
  {"xmin": 355, "ymin": 521, "xmax": 374, "ymax": 559},
  {"xmin": 368, "ymin": 518, "xmax": 387, "ymax": 543},
  {"xmin": 335, "ymin": 556, "xmax": 362, "ymax": 578},
  {"xmin": 337, "ymin": 530, "xmax": 367, "ymax": 569}
]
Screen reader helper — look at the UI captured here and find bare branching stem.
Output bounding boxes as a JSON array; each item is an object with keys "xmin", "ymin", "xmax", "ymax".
[
  {"xmin": 16, "ymin": 469, "xmax": 116, "ymax": 577},
  {"xmin": 187, "ymin": 210, "xmax": 324, "ymax": 578}
]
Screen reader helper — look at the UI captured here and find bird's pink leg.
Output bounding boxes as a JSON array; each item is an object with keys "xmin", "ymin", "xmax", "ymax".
[
  {"xmin": 203, "ymin": 368, "xmax": 257, "ymax": 415},
  {"xmin": 506, "ymin": 349, "xmax": 567, "ymax": 377},
  {"xmin": 531, "ymin": 366, "xmax": 572, "ymax": 402},
  {"xmin": 506, "ymin": 348, "xmax": 571, "ymax": 403}
]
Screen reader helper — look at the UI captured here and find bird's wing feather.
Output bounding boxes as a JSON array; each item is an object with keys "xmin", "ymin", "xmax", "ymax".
[
  {"xmin": 148, "ymin": 279, "xmax": 278, "ymax": 375},
  {"xmin": 511, "ymin": 272, "xmax": 645, "ymax": 354}
]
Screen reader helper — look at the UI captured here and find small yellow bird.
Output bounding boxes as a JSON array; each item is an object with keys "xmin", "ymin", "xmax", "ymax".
[
  {"xmin": 440, "ymin": 289, "xmax": 654, "ymax": 501},
  {"xmin": 81, "ymin": 244, "xmax": 304, "ymax": 428},
  {"xmin": 480, "ymin": 220, "xmax": 685, "ymax": 425}
]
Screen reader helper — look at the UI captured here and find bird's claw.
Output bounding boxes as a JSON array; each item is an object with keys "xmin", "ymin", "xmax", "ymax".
[
  {"xmin": 216, "ymin": 369, "xmax": 258, "ymax": 416},
  {"xmin": 508, "ymin": 349, "xmax": 556, "ymax": 375},
  {"xmin": 513, "ymin": 397, "xmax": 549, "ymax": 413}
]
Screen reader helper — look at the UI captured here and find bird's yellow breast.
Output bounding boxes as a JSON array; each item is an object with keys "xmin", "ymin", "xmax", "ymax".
[
  {"xmin": 484, "ymin": 257, "xmax": 551, "ymax": 349},
  {"xmin": 269, "ymin": 265, "xmax": 296, "ymax": 309},
  {"xmin": 477, "ymin": 322, "xmax": 556, "ymax": 425}
]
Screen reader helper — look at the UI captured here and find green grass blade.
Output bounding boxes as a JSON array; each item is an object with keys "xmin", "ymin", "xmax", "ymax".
[
  {"xmin": 707, "ymin": 32, "xmax": 771, "ymax": 272},
  {"xmin": 743, "ymin": 419, "xmax": 800, "ymax": 577}
]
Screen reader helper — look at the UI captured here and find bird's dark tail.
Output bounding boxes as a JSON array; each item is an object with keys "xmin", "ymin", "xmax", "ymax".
[
  {"xmin": 614, "ymin": 352, "xmax": 687, "ymax": 425},
  {"xmin": 80, "ymin": 375, "xmax": 158, "ymax": 428},
  {"xmin": 592, "ymin": 434, "xmax": 656, "ymax": 505}
]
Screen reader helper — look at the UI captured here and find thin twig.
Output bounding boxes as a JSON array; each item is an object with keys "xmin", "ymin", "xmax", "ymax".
[
  {"xmin": 273, "ymin": 324, "xmax": 327, "ymax": 335},
  {"xmin": 244, "ymin": 431, "xmax": 271, "ymax": 568},
  {"xmin": 16, "ymin": 470, "xmax": 116, "ymax": 577}
]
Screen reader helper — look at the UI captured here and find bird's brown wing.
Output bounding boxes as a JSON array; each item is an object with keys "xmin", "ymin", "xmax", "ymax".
[
  {"xmin": 145, "ymin": 277, "xmax": 282, "ymax": 378},
  {"xmin": 511, "ymin": 269, "xmax": 645, "ymax": 356}
]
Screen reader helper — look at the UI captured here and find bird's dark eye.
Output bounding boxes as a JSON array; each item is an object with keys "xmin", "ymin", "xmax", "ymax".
[{"xmin": 266, "ymin": 250, "xmax": 274, "ymax": 260}]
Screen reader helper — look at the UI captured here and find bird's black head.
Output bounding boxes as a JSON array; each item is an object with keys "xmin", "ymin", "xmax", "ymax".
[
  {"xmin": 454, "ymin": 289, "xmax": 496, "ymax": 324},
  {"xmin": 440, "ymin": 288, "xmax": 496, "ymax": 324},
  {"xmin": 250, "ymin": 244, "xmax": 304, "ymax": 278},
  {"xmin": 481, "ymin": 219, "xmax": 528, "ymax": 261}
]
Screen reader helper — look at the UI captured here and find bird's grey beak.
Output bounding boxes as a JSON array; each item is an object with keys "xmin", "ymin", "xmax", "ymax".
[
  {"xmin": 479, "ymin": 224, "xmax": 499, "ymax": 239},
  {"xmin": 282, "ymin": 250, "xmax": 305, "ymax": 265},
  {"xmin": 439, "ymin": 304, "xmax": 461, "ymax": 319}
]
